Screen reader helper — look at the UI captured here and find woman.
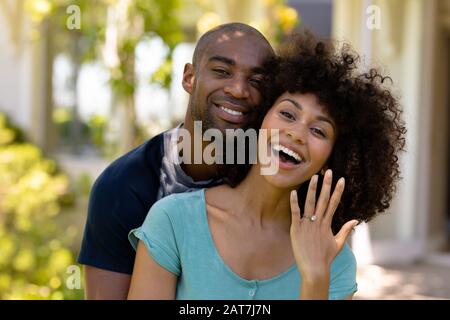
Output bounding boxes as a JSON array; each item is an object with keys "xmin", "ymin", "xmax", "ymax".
[{"xmin": 127, "ymin": 31, "xmax": 406, "ymax": 300}]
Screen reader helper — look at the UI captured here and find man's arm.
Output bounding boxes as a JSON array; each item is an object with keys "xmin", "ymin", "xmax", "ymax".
[
  {"xmin": 84, "ymin": 266, "xmax": 131, "ymax": 300},
  {"xmin": 127, "ymin": 241, "xmax": 177, "ymax": 299}
]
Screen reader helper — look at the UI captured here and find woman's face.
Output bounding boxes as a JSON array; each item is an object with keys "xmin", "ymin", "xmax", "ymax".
[{"xmin": 260, "ymin": 92, "xmax": 336, "ymax": 189}]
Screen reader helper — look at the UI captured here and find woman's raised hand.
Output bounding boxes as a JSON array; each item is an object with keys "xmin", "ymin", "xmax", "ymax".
[{"xmin": 290, "ymin": 170, "xmax": 358, "ymax": 281}]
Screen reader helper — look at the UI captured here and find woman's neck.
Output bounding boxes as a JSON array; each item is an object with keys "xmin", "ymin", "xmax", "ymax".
[{"xmin": 232, "ymin": 165, "xmax": 293, "ymax": 230}]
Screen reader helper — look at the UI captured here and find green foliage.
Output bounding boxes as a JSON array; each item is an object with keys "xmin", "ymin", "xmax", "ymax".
[
  {"xmin": 87, "ymin": 115, "xmax": 107, "ymax": 149},
  {"xmin": 74, "ymin": 173, "xmax": 93, "ymax": 197},
  {"xmin": 0, "ymin": 113, "xmax": 83, "ymax": 299},
  {"xmin": 150, "ymin": 57, "xmax": 173, "ymax": 89},
  {"xmin": 53, "ymin": 108, "xmax": 108, "ymax": 154},
  {"xmin": 39, "ymin": 0, "xmax": 183, "ymax": 100},
  {"xmin": 109, "ymin": 0, "xmax": 183, "ymax": 100}
]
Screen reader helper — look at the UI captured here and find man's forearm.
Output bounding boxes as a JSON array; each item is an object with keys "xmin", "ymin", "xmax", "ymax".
[{"xmin": 84, "ymin": 265, "xmax": 131, "ymax": 300}]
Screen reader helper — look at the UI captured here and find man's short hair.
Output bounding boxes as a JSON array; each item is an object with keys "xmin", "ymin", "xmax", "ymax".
[{"xmin": 192, "ymin": 22, "xmax": 274, "ymax": 68}]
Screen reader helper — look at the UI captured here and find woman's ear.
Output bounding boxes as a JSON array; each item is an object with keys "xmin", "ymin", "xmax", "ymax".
[{"xmin": 182, "ymin": 63, "xmax": 195, "ymax": 94}]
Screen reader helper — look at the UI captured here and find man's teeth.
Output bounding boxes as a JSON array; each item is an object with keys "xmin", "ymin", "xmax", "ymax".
[
  {"xmin": 272, "ymin": 144, "xmax": 303, "ymax": 162},
  {"xmin": 220, "ymin": 106, "xmax": 243, "ymax": 116}
]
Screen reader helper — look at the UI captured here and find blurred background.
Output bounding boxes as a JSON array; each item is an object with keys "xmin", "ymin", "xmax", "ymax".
[{"xmin": 0, "ymin": 0, "xmax": 449, "ymax": 300}]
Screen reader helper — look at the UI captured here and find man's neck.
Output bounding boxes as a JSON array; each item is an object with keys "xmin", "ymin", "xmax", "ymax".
[
  {"xmin": 180, "ymin": 162, "xmax": 220, "ymax": 182},
  {"xmin": 179, "ymin": 116, "xmax": 221, "ymax": 182}
]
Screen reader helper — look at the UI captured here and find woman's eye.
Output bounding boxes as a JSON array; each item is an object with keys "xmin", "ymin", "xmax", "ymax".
[
  {"xmin": 311, "ymin": 127, "xmax": 326, "ymax": 138},
  {"xmin": 280, "ymin": 111, "xmax": 295, "ymax": 120}
]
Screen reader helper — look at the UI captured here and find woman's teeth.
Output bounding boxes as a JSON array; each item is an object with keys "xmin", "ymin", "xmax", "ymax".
[
  {"xmin": 220, "ymin": 106, "xmax": 243, "ymax": 116},
  {"xmin": 272, "ymin": 144, "xmax": 303, "ymax": 163}
]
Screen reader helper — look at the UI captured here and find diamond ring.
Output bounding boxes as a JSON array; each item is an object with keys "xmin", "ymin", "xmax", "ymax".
[{"xmin": 304, "ymin": 215, "xmax": 317, "ymax": 222}]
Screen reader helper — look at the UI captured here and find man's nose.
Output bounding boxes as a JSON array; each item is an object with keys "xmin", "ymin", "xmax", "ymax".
[{"xmin": 223, "ymin": 76, "xmax": 250, "ymax": 99}]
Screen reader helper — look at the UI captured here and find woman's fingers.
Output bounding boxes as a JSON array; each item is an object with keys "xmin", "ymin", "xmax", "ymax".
[
  {"xmin": 315, "ymin": 170, "xmax": 332, "ymax": 219},
  {"xmin": 335, "ymin": 219, "xmax": 359, "ymax": 250},
  {"xmin": 304, "ymin": 175, "xmax": 318, "ymax": 218},
  {"xmin": 323, "ymin": 177, "xmax": 345, "ymax": 225},
  {"xmin": 290, "ymin": 190, "xmax": 301, "ymax": 223}
]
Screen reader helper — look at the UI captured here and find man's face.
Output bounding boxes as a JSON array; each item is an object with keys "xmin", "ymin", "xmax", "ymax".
[{"xmin": 183, "ymin": 32, "xmax": 273, "ymax": 132}]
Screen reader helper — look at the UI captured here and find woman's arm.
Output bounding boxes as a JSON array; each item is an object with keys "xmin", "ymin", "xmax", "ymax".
[{"xmin": 127, "ymin": 240, "xmax": 177, "ymax": 299}]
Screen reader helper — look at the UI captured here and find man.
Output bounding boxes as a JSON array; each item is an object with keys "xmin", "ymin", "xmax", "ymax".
[{"xmin": 78, "ymin": 22, "xmax": 275, "ymax": 299}]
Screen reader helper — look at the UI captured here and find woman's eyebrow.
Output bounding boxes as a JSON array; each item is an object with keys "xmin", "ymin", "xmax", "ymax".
[
  {"xmin": 280, "ymin": 98, "xmax": 302, "ymax": 110},
  {"xmin": 280, "ymin": 98, "xmax": 336, "ymax": 130},
  {"xmin": 317, "ymin": 115, "xmax": 336, "ymax": 131}
]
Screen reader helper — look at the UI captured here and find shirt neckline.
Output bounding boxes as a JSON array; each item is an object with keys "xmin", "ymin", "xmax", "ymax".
[
  {"xmin": 166, "ymin": 126, "xmax": 220, "ymax": 188},
  {"xmin": 198, "ymin": 189, "xmax": 298, "ymax": 286}
]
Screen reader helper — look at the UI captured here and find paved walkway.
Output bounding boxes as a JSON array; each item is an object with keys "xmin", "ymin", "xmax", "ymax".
[{"xmin": 355, "ymin": 260, "xmax": 450, "ymax": 300}]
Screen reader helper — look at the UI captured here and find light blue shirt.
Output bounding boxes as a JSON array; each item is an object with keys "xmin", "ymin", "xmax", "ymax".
[{"xmin": 129, "ymin": 189, "xmax": 358, "ymax": 300}]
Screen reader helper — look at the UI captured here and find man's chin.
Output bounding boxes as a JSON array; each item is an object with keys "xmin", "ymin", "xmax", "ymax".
[{"xmin": 205, "ymin": 119, "xmax": 247, "ymax": 132}]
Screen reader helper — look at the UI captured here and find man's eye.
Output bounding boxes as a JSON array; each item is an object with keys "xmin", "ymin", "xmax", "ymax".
[
  {"xmin": 311, "ymin": 127, "xmax": 326, "ymax": 138},
  {"xmin": 213, "ymin": 69, "xmax": 230, "ymax": 76},
  {"xmin": 249, "ymin": 78, "xmax": 262, "ymax": 87},
  {"xmin": 280, "ymin": 111, "xmax": 295, "ymax": 120}
]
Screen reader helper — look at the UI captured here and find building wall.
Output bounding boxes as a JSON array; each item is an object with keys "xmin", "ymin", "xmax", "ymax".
[
  {"xmin": 333, "ymin": 0, "xmax": 450, "ymax": 264},
  {"xmin": 0, "ymin": 0, "xmax": 30, "ymax": 130},
  {"xmin": 0, "ymin": 1, "xmax": 52, "ymax": 150},
  {"xmin": 427, "ymin": 0, "xmax": 450, "ymax": 250},
  {"xmin": 288, "ymin": 0, "xmax": 333, "ymax": 37}
]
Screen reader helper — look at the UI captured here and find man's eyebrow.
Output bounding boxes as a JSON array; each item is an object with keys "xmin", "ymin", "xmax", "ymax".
[
  {"xmin": 208, "ymin": 56, "xmax": 264, "ymax": 75},
  {"xmin": 208, "ymin": 55, "xmax": 235, "ymax": 66},
  {"xmin": 251, "ymin": 66, "xmax": 265, "ymax": 75},
  {"xmin": 280, "ymin": 98, "xmax": 336, "ymax": 129}
]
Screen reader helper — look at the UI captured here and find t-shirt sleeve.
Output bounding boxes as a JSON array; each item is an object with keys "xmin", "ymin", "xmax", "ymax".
[
  {"xmin": 129, "ymin": 198, "xmax": 181, "ymax": 276},
  {"xmin": 77, "ymin": 170, "xmax": 149, "ymax": 274},
  {"xmin": 328, "ymin": 243, "xmax": 358, "ymax": 300},
  {"xmin": 77, "ymin": 133, "xmax": 166, "ymax": 275}
]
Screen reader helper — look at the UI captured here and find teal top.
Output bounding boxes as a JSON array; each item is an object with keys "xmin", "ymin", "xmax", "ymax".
[{"xmin": 129, "ymin": 189, "xmax": 358, "ymax": 300}]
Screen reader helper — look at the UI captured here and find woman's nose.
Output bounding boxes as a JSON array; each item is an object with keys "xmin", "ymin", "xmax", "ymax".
[{"xmin": 286, "ymin": 127, "xmax": 306, "ymax": 145}]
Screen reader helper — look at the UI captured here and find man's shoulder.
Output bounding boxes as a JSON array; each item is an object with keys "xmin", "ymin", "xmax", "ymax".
[
  {"xmin": 98, "ymin": 132, "xmax": 165, "ymax": 186},
  {"xmin": 111, "ymin": 131, "xmax": 165, "ymax": 175},
  {"xmin": 89, "ymin": 131, "xmax": 168, "ymax": 210}
]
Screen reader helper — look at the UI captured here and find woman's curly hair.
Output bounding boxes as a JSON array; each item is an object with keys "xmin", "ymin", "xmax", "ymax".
[{"xmin": 222, "ymin": 30, "xmax": 406, "ymax": 233}]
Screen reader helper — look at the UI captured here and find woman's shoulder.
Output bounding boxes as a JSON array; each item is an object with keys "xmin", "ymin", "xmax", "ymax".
[
  {"xmin": 331, "ymin": 243, "xmax": 357, "ymax": 274},
  {"xmin": 151, "ymin": 189, "xmax": 206, "ymax": 217}
]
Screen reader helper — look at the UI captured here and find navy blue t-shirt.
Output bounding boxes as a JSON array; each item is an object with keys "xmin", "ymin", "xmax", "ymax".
[
  {"xmin": 78, "ymin": 133, "xmax": 165, "ymax": 274},
  {"xmin": 78, "ymin": 128, "xmax": 219, "ymax": 274}
]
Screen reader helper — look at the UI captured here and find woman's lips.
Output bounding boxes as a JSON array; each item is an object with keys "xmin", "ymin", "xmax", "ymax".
[{"xmin": 270, "ymin": 143, "xmax": 304, "ymax": 170}]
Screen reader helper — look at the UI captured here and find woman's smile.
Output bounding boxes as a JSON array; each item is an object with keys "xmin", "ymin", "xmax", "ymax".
[{"xmin": 271, "ymin": 142, "xmax": 305, "ymax": 170}]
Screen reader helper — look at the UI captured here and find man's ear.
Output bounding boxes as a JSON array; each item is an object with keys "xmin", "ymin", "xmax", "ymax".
[{"xmin": 182, "ymin": 63, "xmax": 195, "ymax": 94}]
